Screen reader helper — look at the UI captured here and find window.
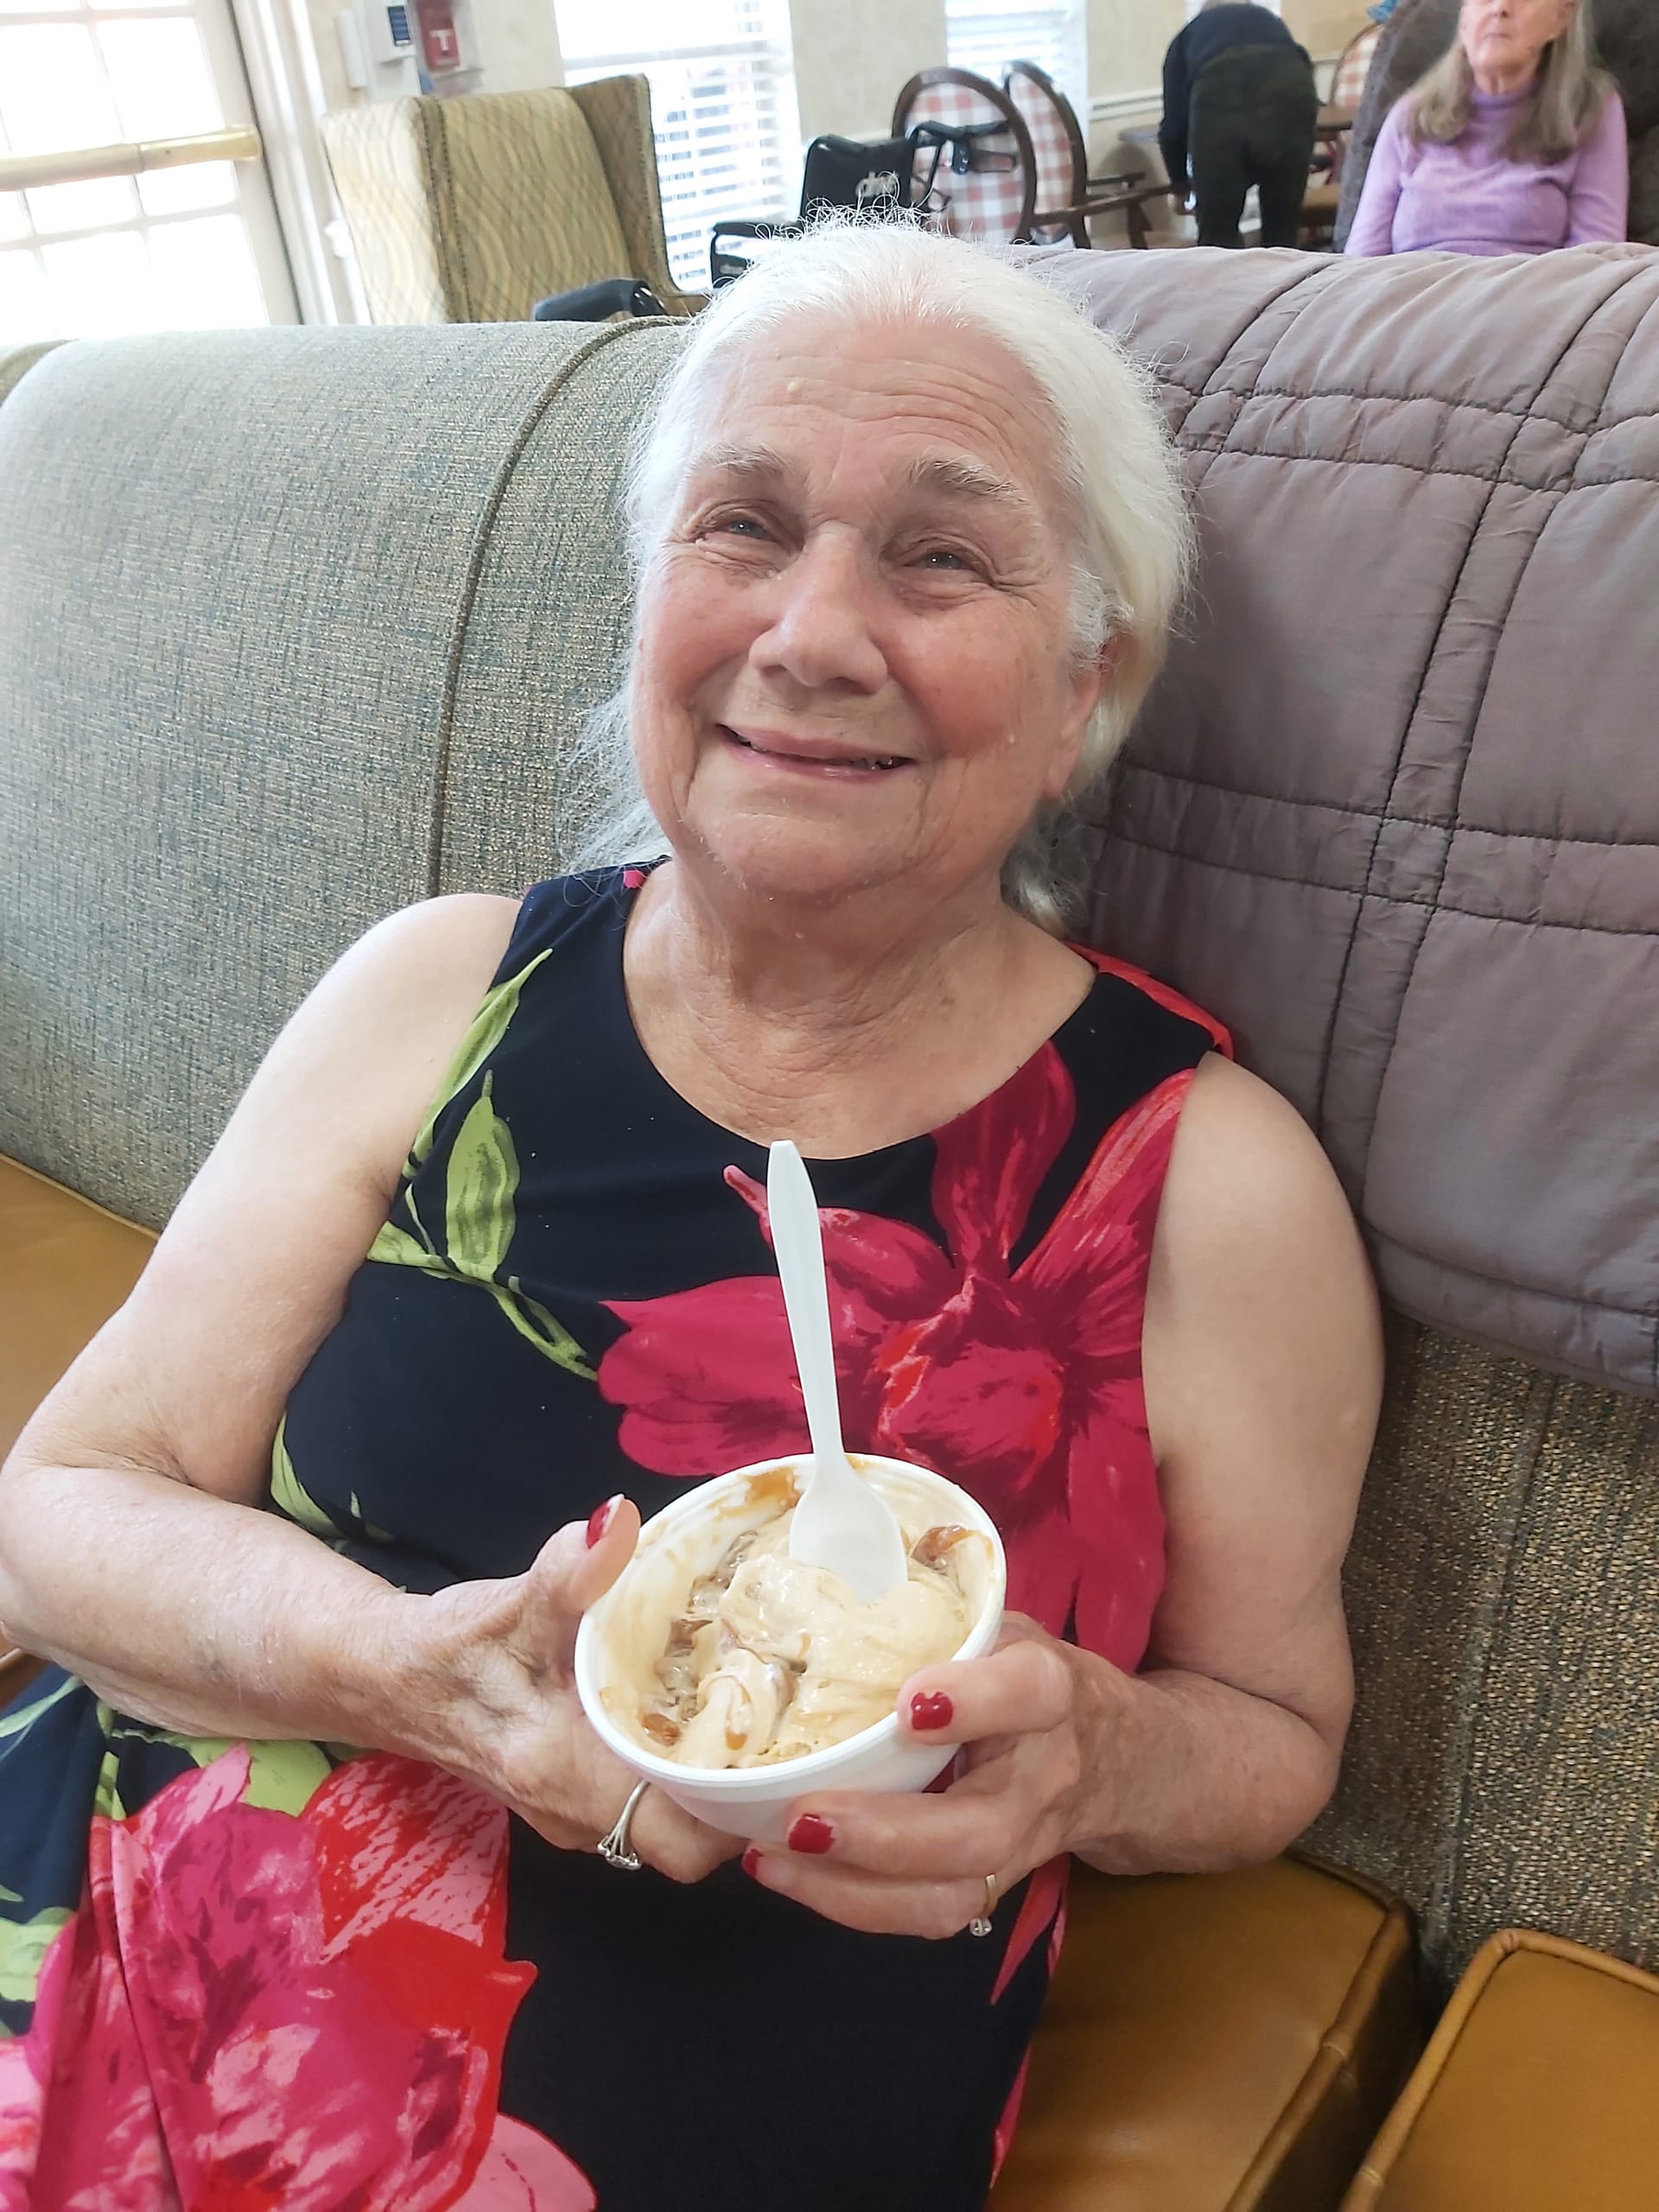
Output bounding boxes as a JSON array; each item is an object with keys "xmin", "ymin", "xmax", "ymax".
[
  {"xmin": 556, "ymin": 0, "xmax": 799, "ymax": 292},
  {"xmin": 0, "ymin": 0, "xmax": 296, "ymax": 341},
  {"xmin": 944, "ymin": 0, "xmax": 1088, "ymax": 114}
]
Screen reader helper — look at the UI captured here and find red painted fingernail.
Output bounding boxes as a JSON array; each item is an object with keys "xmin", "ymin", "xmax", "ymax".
[
  {"xmin": 585, "ymin": 1496, "xmax": 621, "ymax": 1548},
  {"xmin": 911, "ymin": 1690, "xmax": 954, "ymax": 1732},
  {"xmin": 741, "ymin": 1846, "xmax": 764, "ymax": 1878},
  {"xmin": 787, "ymin": 1812, "xmax": 834, "ymax": 1854}
]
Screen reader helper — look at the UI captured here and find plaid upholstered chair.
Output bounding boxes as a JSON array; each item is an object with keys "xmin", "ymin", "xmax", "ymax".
[
  {"xmin": 1329, "ymin": 22, "xmax": 1383, "ymax": 115},
  {"xmin": 1004, "ymin": 60, "xmax": 1183, "ymax": 249},
  {"xmin": 892, "ymin": 68, "xmax": 1039, "ymax": 244},
  {"xmin": 320, "ymin": 78, "xmax": 703, "ymax": 325}
]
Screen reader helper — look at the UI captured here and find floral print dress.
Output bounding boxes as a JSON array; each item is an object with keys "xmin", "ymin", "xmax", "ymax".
[{"xmin": 0, "ymin": 868, "xmax": 1225, "ymax": 2212}]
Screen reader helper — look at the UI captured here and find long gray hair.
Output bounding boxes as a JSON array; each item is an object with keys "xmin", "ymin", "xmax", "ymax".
[
  {"xmin": 1408, "ymin": 0, "xmax": 1613, "ymax": 160},
  {"xmin": 570, "ymin": 216, "xmax": 1192, "ymax": 934}
]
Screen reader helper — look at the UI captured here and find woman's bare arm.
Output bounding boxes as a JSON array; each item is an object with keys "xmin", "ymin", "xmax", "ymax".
[
  {"xmin": 0, "ymin": 891, "xmax": 522, "ymax": 1739},
  {"xmin": 1071, "ymin": 1051, "xmax": 1381, "ymax": 1871},
  {"xmin": 0, "ymin": 891, "xmax": 760, "ymax": 1883}
]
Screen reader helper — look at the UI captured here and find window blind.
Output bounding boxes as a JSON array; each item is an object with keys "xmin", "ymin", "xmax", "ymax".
[
  {"xmin": 556, "ymin": 0, "xmax": 799, "ymax": 292},
  {"xmin": 944, "ymin": 0, "xmax": 1088, "ymax": 111}
]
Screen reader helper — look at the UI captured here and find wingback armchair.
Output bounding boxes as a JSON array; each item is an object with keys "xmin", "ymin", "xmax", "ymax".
[{"xmin": 320, "ymin": 76, "xmax": 704, "ymax": 324}]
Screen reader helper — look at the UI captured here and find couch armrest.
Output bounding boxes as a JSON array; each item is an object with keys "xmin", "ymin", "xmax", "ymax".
[{"xmin": 0, "ymin": 342, "xmax": 60, "ymax": 410}]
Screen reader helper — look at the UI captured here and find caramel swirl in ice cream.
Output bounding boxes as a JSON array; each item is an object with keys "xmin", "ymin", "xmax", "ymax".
[{"xmin": 642, "ymin": 1509, "xmax": 974, "ymax": 1769}]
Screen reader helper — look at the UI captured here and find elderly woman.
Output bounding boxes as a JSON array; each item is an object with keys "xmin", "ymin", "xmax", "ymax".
[
  {"xmin": 1345, "ymin": 0, "xmax": 1627, "ymax": 254},
  {"xmin": 0, "ymin": 225, "xmax": 1379, "ymax": 2210}
]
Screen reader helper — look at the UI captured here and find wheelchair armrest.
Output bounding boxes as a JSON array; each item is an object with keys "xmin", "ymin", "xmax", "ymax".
[
  {"xmin": 709, "ymin": 219, "xmax": 804, "ymax": 290},
  {"xmin": 710, "ymin": 219, "xmax": 804, "ymax": 243},
  {"xmin": 531, "ymin": 278, "xmax": 664, "ymax": 322}
]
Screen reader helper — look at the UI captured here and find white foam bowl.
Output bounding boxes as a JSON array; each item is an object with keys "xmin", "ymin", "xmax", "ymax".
[{"xmin": 575, "ymin": 1452, "xmax": 1006, "ymax": 1843}]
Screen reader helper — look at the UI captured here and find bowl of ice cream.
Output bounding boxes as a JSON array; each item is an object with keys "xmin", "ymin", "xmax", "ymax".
[{"xmin": 574, "ymin": 1453, "xmax": 1006, "ymax": 1842}]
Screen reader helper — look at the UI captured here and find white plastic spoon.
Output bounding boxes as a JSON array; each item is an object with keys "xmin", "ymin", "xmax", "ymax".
[{"xmin": 767, "ymin": 1139, "xmax": 909, "ymax": 1604}]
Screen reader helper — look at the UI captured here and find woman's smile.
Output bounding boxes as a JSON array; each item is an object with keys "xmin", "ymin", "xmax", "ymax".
[{"xmin": 718, "ymin": 722, "xmax": 915, "ymax": 778}]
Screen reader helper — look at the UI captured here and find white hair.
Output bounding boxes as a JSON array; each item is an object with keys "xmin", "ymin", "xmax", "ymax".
[{"xmin": 574, "ymin": 216, "xmax": 1192, "ymax": 931}]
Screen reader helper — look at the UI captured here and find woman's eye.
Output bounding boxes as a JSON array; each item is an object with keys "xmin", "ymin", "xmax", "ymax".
[
  {"xmin": 711, "ymin": 512, "xmax": 769, "ymax": 541},
  {"xmin": 916, "ymin": 546, "xmax": 971, "ymax": 571}
]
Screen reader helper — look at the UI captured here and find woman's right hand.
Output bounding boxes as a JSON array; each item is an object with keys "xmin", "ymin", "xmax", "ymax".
[{"xmin": 387, "ymin": 1497, "xmax": 741, "ymax": 1884}]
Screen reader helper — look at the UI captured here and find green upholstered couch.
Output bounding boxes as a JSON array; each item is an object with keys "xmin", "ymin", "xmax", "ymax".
[{"xmin": 1, "ymin": 245, "xmax": 1656, "ymax": 2209}]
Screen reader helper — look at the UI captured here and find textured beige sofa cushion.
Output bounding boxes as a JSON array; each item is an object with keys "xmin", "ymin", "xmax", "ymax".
[
  {"xmin": 1308, "ymin": 1316, "xmax": 1659, "ymax": 1990},
  {"xmin": 0, "ymin": 320, "xmax": 646, "ymax": 1230}
]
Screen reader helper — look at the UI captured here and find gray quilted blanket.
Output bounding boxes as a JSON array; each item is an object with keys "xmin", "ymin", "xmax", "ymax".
[{"xmin": 1030, "ymin": 244, "xmax": 1659, "ymax": 1397}]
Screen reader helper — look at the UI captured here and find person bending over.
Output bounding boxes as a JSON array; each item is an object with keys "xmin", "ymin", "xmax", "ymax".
[
  {"xmin": 1160, "ymin": 0, "xmax": 1320, "ymax": 247},
  {"xmin": 1346, "ymin": 0, "xmax": 1626, "ymax": 254}
]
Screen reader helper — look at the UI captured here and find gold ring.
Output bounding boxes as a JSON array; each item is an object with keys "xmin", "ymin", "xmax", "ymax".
[
  {"xmin": 597, "ymin": 1779, "xmax": 650, "ymax": 1870},
  {"xmin": 968, "ymin": 1871, "xmax": 998, "ymax": 1938}
]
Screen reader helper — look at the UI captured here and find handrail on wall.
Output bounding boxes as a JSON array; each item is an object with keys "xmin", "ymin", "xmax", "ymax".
[{"xmin": 0, "ymin": 126, "xmax": 262, "ymax": 194}]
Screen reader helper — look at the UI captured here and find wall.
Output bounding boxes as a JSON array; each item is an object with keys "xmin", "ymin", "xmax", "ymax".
[
  {"xmin": 787, "ymin": 0, "xmax": 947, "ymax": 143},
  {"xmin": 301, "ymin": 0, "xmax": 563, "ymax": 113},
  {"xmin": 1282, "ymin": 0, "xmax": 1366, "ymax": 61},
  {"xmin": 466, "ymin": 0, "xmax": 563, "ymax": 92},
  {"xmin": 1089, "ymin": 0, "xmax": 1181, "ymax": 111}
]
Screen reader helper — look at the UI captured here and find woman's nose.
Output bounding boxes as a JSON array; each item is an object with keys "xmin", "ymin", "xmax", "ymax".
[{"xmin": 749, "ymin": 533, "xmax": 887, "ymax": 695}]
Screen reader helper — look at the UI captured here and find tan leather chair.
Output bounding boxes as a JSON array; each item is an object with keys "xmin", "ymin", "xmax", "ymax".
[
  {"xmin": 1341, "ymin": 1931, "xmax": 1659, "ymax": 2209},
  {"xmin": 994, "ymin": 1856, "xmax": 1421, "ymax": 2212},
  {"xmin": 0, "ymin": 1155, "xmax": 152, "ymax": 1699},
  {"xmin": 320, "ymin": 77, "xmax": 704, "ymax": 325},
  {"xmin": 0, "ymin": 1156, "xmax": 151, "ymax": 1471}
]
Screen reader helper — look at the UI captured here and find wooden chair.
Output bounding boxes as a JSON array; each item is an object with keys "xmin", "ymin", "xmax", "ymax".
[{"xmin": 1003, "ymin": 60, "xmax": 1183, "ymax": 250}]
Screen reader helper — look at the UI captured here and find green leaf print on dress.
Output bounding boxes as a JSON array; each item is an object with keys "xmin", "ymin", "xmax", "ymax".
[
  {"xmin": 0, "ymin": 1907, "xmax": 72, "ymax": 2005},
  {"xmin": 373, "ymin": 1037, "xmax": 595, "ymax": 1381},
  {"xmin": 447, "ymin": 1076, "xmax": 519, "ymax": 1281},
  {"xmin": 105, "ymin": 1726, "xmax": 335, "ymax": 1816},
  {"xmin": 406, "ymin": 944, "xmax": 552, "ymax": 1172},
  {"xmin": 270, "ymin": 1415, "xmax": 341, "ymax": 1541}
]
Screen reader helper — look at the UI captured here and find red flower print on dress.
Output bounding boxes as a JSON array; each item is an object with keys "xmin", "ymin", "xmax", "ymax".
[
  {"xmin": 600, "ymin": 956, "xmax": 1224, "ymax": 1666},
  {"xmin": 0, "ymin": 1749, "xmax": 593, "ymax": 2212}
]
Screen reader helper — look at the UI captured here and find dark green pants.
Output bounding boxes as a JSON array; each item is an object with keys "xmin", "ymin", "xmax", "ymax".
[{"xmin": 1188, "ymin": 45, "xmax": 1319, "ymax": 249}]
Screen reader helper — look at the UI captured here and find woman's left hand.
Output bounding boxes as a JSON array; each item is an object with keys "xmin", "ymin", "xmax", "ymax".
[{"xmin": 742, "ymin": 1615, "xmax": 1116, "ymax": 1938}]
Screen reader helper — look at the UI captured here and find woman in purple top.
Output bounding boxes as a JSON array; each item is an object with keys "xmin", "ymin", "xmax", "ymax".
[{"xmin": 1346, "ymin": 0, "xmax": 1627, "ymax": 255}]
